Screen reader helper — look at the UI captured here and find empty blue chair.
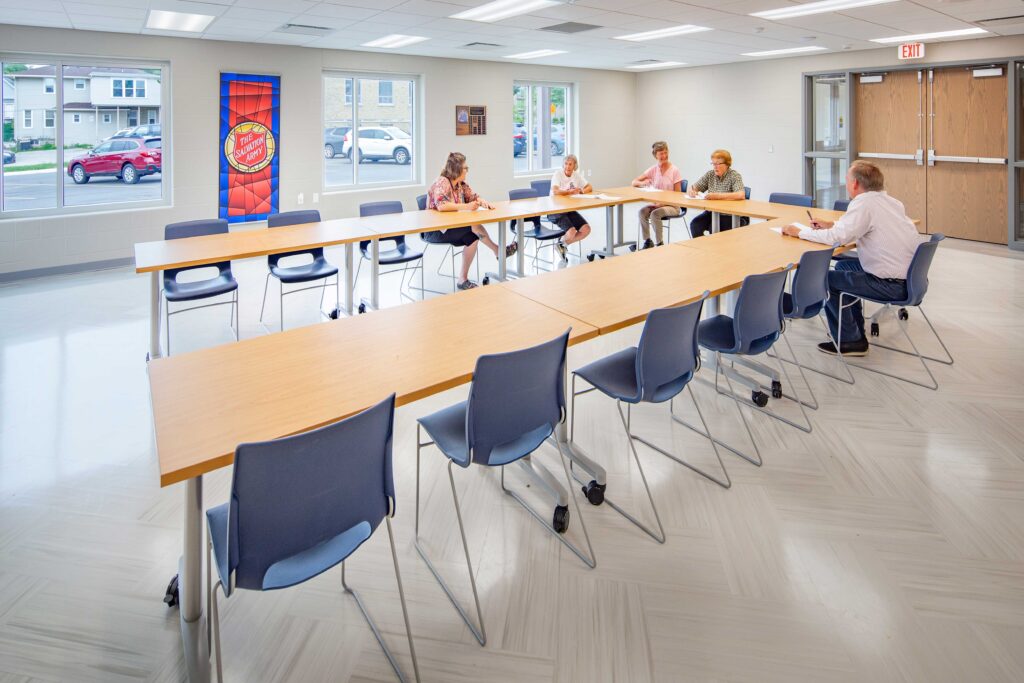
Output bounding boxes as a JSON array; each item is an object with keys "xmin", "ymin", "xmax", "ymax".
[
  {"xmin": 162, "ymin": 219, "xmax": 238, "ymax": 356},
  {"xmin": 414, "ymin": 331, "xmax": 594, "ymax": 645},
  {"xmin": 260, "ymin": 210, "xmax": 339, "ymax": 331},
  {"xmin": 417, "ymin": 193, "xmax": 479, "ymax": 291},
  {"xmin": 769, "ymin": 192, "xmax": 813, "ymax": 208},
  {"xmin": 688, "ymin": 186, "xmax": 753, "ymax": 238},
  {"xmin": 833, "ymin": 199, "xmax": 851, "ymax": 211},
  {"xmin": 836, "ymin": 233, "xmax": 952, "ymax": 390},
  {"xmin": 571, "ymin": 294, "xmax": 731, "ymax": 541},
  {"xmin": 661, "ymin": 179, "xmax": 690, "ymax": 244},
  {"xmin": 698, "ymin": 266, "xmax": 811, "ymax": 463},
  {"xmin": 357, "ymin": 201, "xmax": 426, "ymax": 303},
  {"xmin": 205, "ymin": 394, "xmax": 419, "ymax": 682},
  {"xmin": 509, "ymin": 187, "xmax": 567, "ymax": 271}
]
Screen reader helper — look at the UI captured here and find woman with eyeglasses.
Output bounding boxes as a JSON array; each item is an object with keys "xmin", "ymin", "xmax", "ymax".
[
  {"xmin": 686, "ymin": 149, "xmax": 749, "ymax": 238},
  {"xmin": 424, "ymin": 152, "xmax": 518, "ymax": 290}
]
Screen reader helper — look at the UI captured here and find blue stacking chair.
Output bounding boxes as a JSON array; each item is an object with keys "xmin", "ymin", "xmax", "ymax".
[
  {"xmin": 161, "ymin": 219, "xmax": 239, "ymax": 356},
  {"xmin": 661, "ymin": 179, "xmax": 689, "ymax": 244},
  {"xmin": 698, "ymin": 266, "xmax": 811, "ymax": 464},
  {"xmin": 690, "ymin": 187, "xmax": 752, "ymax": 238},
  {"xmin": 205, "ymin": 394, "xmax": 419, "ymax": 682},
  {"xmin": 414, "ymin": 331, "xmax": 594, "ymax": 645},
  {"xmin": 509, "ymin": 187, "xmax": 567, "ymax": 271},
  {"xmin": 530, "ymin": 178, "xmax": 589, "ymax": 261},
  {"xmin": 571, "ymin": 294, "xmax": 731, "ymax": 542},
  {"xmin": 260, "ymin": 209, "xmax": 339, "ymax": 331},
  {"xmin": 357, "ymin": 201, "xmax": 426, "ymax": 303},
  {"xmin": 836, "ymin": 233, "xmax": 953, "ymax": 390},
  {"xmin": 417, "ymin": 193, "xmax": 480, "ymax": 291},
  {"xmin": 769, "ymin": 192, "xmax": 813, "ymax": 207},
  {"xmin": 833, "ymin": 198, "xmax": 851, "ymax": 211}
]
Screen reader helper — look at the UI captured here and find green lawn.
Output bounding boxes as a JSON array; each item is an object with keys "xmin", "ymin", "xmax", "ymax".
[{"xmin": 4, "ymin": 163, "xmax": 57, "ymax": 172}]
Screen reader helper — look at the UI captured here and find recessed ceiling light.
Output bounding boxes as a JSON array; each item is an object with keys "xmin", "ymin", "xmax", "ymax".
[
  {"xmin": 741, "ymin": 45, "xmax": 828, "ymax": 56},
  {"xmin": 870, "ymin": 27, "xmax": 988, "ymax": 44},
  {"xmin": 505, "ymin": 49, "xmax": 567, "ymax": 59},
  {"xmin": 361, "ymin": 34, "xmax": 430, "ymax": 48},
  {"xmin": 625, "ymin": 61, "xmax": 686, "ymax": 69},
  {"xmin": 146, "ymin": 9, "xmax": 215, "ymax": 32},
  {"xmin": 752, "ymin": 0, "xmax": 898, "ymax": 20},
  {"xmin": 615, "ymin": 25, "xmax": 712, "ymax": 42},
  {"xmin": 451, "ymin": 0, "xmax": 560, "ymax": 23}
]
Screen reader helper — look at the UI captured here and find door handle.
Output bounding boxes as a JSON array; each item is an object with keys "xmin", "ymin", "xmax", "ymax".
[
  {"xmin": 932, "ymin": 155, "xmax": 980, "ymax": 163},
  {"xmin": 858, "ymin": 152, "xmax": 917, "ymax": 160}
]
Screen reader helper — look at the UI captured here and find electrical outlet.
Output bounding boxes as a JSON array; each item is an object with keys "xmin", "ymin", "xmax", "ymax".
[
  {"xmin": 313, "ymin": 193, "xmax": 319, "ymax": 203},
  {"xmin": 767, "ymin": 145, "xmax": 774, "ymax": 153},
  {"xmin": 297, "ymin": 193, "xmax": 304, "ymax": 205}
]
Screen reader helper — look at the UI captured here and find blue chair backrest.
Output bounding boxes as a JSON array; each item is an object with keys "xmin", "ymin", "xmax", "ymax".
[
  {"xmin": 226, "ymin": 394, "xmax": 396, "ymax": 592},
  {"xmin": 359, "ymin": 201, "xmax": 406, "ymax": 252},
  {"xmin": 530, "ymin": 179, "xmax": 551, "ymax": 196},
  {"xmin": 267, "ymin": 210, "xmax": 323, "ymax": 265},
  {"xmin": 769, "ymin": 192, "xmax": 813, "ymax": 208},
  {"xmin": 833, "ymin": 199, "xmax": 850, "ymax": 211},
  {"xmin": 466, "ymin": 330, "xmax": 569, "ymax": 466},
  {"xmin": 635, "ymin": 294, "xmax": 707, "ymax": 402},
  {"xmin": 731, "ymin": 267, "xmax": 790, "ymax": 355},
  {"xmin": 904, "ymin": 233, "xmax": 943, "ymax": 306},
  {"xmin": 509, "ymin": 188, "xmax": 538, "ymax": 201},
  {"xmin": 681, "ymin": 179, "xmax": 688, "ymax": 192},
  {"xmin": 164, "ymin": 218, "xmax": 230, "ymax": 282},
  {"xmin": 788, "ymin": 247, "xmax": 835, "ymax": 319},
  {"xmin": 416, "ymin": 194, "xmax": 427, "ymax": 211},
  {"xmin": 744, "ymin": 186, "xmax": 751, "ymax": 200}
]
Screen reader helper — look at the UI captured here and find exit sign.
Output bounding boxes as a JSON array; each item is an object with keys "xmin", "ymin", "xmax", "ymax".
[{"xmin": 898, "ymin": 42, "xmax": 925, "ymax": 60}]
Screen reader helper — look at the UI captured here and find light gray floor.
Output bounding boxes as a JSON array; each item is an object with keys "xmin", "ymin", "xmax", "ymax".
[{"xmin": 1, "ymin": 229, "xmax": 1023, "ymax": 682}]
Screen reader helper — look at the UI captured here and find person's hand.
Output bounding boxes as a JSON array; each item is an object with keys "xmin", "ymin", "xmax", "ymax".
[
  {"xmin": 631, "ymin": 179, "xmax": 643, "ymax": 188},
  {"xmin": 811, "ymin": 219, "xmax": 833, "ymax": 229},
  {"xmin": 571, "ymin": 187, "xmax": 582, "ymax": 195},
  {"xmin": 465, "ymin": 200, "xmax": 479, "ymax": 210},
  {"xmin": 782, "ymin": 224, "xmax": 803, "ymax": 237},
  {"xmin": 687, "ymin": 188, "xmax": 697, "ymax": 197}
]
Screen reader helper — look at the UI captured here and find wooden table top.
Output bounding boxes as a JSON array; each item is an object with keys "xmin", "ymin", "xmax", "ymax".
[
  {"xmin": 150, "ymin": 285, "xmax": 597, "ymax": 486},
  {"xmin": 676, "ymin": 222, "xmax": 841, "ymax": 264}
]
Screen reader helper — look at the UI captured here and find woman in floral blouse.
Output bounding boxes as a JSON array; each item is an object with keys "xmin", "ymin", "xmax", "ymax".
[{"xmin": 424, "ymin": 152, "xmax": 518, "ymax": 290}]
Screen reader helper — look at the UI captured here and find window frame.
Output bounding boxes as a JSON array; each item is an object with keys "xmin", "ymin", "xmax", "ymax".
[
  {"xmin": 44, "ymin": 78, "xmax": 54, "ymax": 94},
  {"xmin": 378, "ymin": 81, "xmax": 393, "ymax": 106},
  {"xmin": 322, "ymin": 70, "xmax": 421, "ymax": 193},
  {"xmin": 45, "ymin": 109, "xmax": 55, "ymax": 128},
  {"xmin": 72, "ymin": 113, "xmax": 81, "ymax": 123},
  {"xmin": 74, "ymin": 78, "xmax": 86, "ymax": 90},
  {"xmin": 23, "ymin": 109, "xmax": 32, "ymax": 127},
  {"xmin": 513, "ymin": 80, "xmax": 574, "ymax": 178},
  {"xmin": 0, "ymin": 54, "xmax": 171, "ymax": 219}
]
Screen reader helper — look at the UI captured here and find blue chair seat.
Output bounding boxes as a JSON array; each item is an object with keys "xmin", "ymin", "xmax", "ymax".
[
  {"xmin": 164, "ymin": 272, "xmax": 237, "ymax": 302},
  {"xmin": 574, "ymin": 347, "xmax": 691, "ymax": 404},
  {"xmin": 782, "ymin": 292, "xmax": 823, "ymax": 319},
  {"xmin": 362, "ymin": 243, "xmax": 424, "ymax": 266},
  {"xmin": 262, "ymin": 521, "xmax": 372, "ymax": 591},
  {"xmin": 514, "ymin": 224, "xmax": 565, "ymax": 241},
  {"xmin": 698, "ymin": 315, "xmax": 776, "ymax": 356},
  {"xmin": 418, "ymin": 400, "xmax": 554, "ymax": 468},
  {"xmin": 270, "ymin": 257, "xmax": 339, "ymax": 284}
]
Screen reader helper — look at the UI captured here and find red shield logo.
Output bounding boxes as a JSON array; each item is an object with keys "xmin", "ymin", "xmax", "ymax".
[{"xmin": 233, "ymin": 128, "xmax": 267, "ymax": 167}]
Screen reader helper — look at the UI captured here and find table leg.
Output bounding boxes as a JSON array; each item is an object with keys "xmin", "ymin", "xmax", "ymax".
[
  {"xmin": 176, "ymin": 476, "xmax": 210, "ymax": 682},
  {"xmin": 516, "ymin": 219, "xmax": 526, "ymax": 277},
  {"xmin": 712, "ymin": 211, "xmax": 720, "ymax": 234},
  {"xmin": 371, "ymin": 240, "xmax": 380, "ymax": 309},
  {"xmin": 616, "ymin": 203, "xmax": 624, "ymax": 245},
  {"xmin": 343, "ymin": 244, "xmax": 354, "ymax": 315},
  {"xmin": 486, "ymin": 220, "xmax": 508, "ymax": 283},
  {"xmin": 149, "ymin": 272, "xmax": 161, "ymax": 361}
]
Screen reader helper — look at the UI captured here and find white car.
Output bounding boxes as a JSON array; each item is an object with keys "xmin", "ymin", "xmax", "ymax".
[{"xmin": 342, "ymin": 127, "xmax": 412, "ymax": 165}]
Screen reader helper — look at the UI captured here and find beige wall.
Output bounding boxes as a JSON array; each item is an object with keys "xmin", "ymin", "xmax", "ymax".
[
  {"xmin": 636, "ymin": 35, "xmax": 1024, "ymax": 203},
  {"xmin": 0, "ymin": 24, "xmax": 637, "ymax": 276}
]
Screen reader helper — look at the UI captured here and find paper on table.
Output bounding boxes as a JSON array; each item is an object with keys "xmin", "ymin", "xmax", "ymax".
[
  {"xmin": 789, "ymin": 222, "xmax": 811, "ymax": 231},
  {"xmin": 571, "ymin": 193, "xmax": 621, "ymax": 200},
  {"xmin": 769, "ymin": 226, "xmax": 783, "ymax": 234},
  {"xmin": 635, "ymin": 186, "xmax": 659, "ymax": 192}
]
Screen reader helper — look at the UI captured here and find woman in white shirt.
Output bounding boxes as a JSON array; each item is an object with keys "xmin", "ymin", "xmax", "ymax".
[{"xmin": 548, "ymin": 154, "xmax": 593, "ymax": 262}]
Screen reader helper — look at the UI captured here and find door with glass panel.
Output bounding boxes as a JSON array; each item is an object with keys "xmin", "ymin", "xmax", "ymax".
[{"xmin": 853, "ymin": 70, "xmax": 928, "ymax": 233}]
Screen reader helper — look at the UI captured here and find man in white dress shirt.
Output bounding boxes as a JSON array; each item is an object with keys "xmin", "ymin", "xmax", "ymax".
[{"xmin": 783, "ymin": 160, "xmax": 922, "ymax": 356}]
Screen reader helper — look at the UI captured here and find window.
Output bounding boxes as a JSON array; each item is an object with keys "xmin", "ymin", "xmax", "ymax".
[
  {"xmin": 323, "ymin": 73, "xmax": 418, "ymax": 189},
  {"xmin": 127, "ymin": 110, "xmax": 138, "ymax": 126},
  {"xmin": 513, "ymin": 82, "xmax": 571, "ymax": 175},
  {"xmin": 802, "ymin": 73, "xmax": 849, "ymax": 208},
  {"xmin": 148, "ymin": 111, "xmax": 156, "ymax": 124},
  {"xmin": 1, "ymin": 59, "xmax": 167, "ymax": 215}
]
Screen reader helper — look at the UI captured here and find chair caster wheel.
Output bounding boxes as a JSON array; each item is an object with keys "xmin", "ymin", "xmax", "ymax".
[
  {"xmin": 898, "ymin": 308, "xmax": 909, "ymax": 321},
  {"xmin": 146, "ymin": 352, "xmax": 151, "ymax": 362},
  {"xmin": 552, "ymin": 505, "xmax": 570, "ymax": 534},
  {"xmin": 752, "ymin": 390, "xmax": 769, "ymax": 408},
  {"xmin": 771, "ymin": 380, "xmax": 783, "ymax": 399},
  {"xmin": 628, "ymin": 244, "xmax": 638, "ymax": 253},
  {"xmin": 587, "ymin": 254, "xmax": 595, "ymax": 262},
  {"xmin": 482, "ymin": 276, "xmax": 490, "ymax": 285},
  {"xmin": 870, "ymin": 322, "xmax": 880, "ymax": 337},
  {"xmin": 329, "ymin": 308, "xmax": 340, "ymax": 320},
  {"xmin": 582, "ymin": 480, "xmax": 606, "ymax": 505},
  {"xmin": 163, "ymin": 575, "xmax": 179, "ymax": 608},
  {"xmin": 358, "ymin": 303, "xmax": 366, "ymax": 314}
]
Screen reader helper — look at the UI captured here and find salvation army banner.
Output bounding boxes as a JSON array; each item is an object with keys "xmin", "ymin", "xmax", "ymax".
[{"xmin": 219, "ymin": 73, "xmax": 280, "ymax": 223}]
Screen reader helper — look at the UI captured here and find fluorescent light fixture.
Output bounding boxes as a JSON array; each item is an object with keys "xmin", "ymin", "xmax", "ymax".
[
  {"xmin": 451, "ymin": 0, "xmax": 560, "ymax": 23},
  {"xmin": 752, "ymin": 0, "xmax": 897, "ymax": 20},
  {"xmin": 870, "ymin": 27, "xmax": 988, "ymax": 44},
  {"xmin": 146, "ymin": 9, "xmax": 215, "ymax": 32},
  {"xmin": 625, "ymin": 61, "xmax": 686, "ymax": 69},
  {"xmin": 614, "ymin": 25, "xmax": 712, "ymax": 42},
  {"xmin": 505, "ymin": 49, "xmax": 567, "ymax": 59},
  {"xmin": 742, "ymin": 45, "xmax": 827, "ymax": 56},
  {"xmin": 361, "ymin": 34, "xmax": 429, "ymax": 48}
]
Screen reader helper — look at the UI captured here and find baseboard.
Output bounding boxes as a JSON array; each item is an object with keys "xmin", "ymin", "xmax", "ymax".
[{"xmin": 0, "ymin": 257, "xmax": 135, "ymax": 283}]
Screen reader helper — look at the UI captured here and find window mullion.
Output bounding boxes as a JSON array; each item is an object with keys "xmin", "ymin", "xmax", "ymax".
[
  {"xmin": 353, "ymin": 78, "xmax": 359, "ymax": 186},
  {"xmin": 56, "ymin": 60, "xmax": 64, "ymax": 209}
]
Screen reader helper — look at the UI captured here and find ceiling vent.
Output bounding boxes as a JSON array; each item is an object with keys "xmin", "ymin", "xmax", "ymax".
[
  {"xmin": 977, "ymin": 15, "xmax": 1024, "ymax": 27},
  {"xmin": 461, "ymin": 42, "xmax": 504, "ymax": 50},
  {"xmin": 276, "ymin": 23, "xmax": 333, "ymax": 37},
  {"xmin": 540, "ymin": 22, "xmax": 601, "ymax": 34},
  {"xmin": 630, "ymin": 59, "xmax": 660, "ymax": 65}
]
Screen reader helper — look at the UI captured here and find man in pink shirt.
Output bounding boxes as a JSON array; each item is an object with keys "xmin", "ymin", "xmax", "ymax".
[{"xmin": 631, "ymin": 141, "xmax": 683, "ymax": 249}]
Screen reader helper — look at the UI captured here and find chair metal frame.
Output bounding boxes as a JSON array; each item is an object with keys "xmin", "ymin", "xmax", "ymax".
[
  {"xmin": 259, "ymin": 268, "xmax": 339, "ymax": 332},
  {"xmin": 159, "ymin": 285, "xmax": 238, "ymax": 357}
]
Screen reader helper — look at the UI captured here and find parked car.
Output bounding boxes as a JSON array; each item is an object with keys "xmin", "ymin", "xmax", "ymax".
[
  {"xmin": 324, "ymin": 126, "xmax": 351, "ymax": 159},
  {"xmin": 67, "ymin": 137, "xmax": 161, "ymax": 185},
  {"xmin": 2, "ymin": 150, "xmax": 14, "ymax": 165},
  {"xmin": 533, "ymin": 128, "xmax": 565, "ymax": 156},
  {"xmin": 341, "ymin": 126, "xmax": 412, "ymax": 164},
  {"xmin": 107, "ymin": 128, "xmax": 136, "ymax": 140},
  {"xmin": 127, "ymin": 123, "xmax": 161, "ymax": 138},
  {"xmin": 513, "ymin": 124, "xmax": 526, "ymax": 157}
]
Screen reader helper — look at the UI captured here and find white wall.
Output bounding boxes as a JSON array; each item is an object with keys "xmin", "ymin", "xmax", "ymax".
[
  {"xmin": 636, "ymin": 35, "xmax": 1024, "ymax": 203},
  {"xmin": 0, "ymin": 24, "xmax": 638, "ymax": 276}
]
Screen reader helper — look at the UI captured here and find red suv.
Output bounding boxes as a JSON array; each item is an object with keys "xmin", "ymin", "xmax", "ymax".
[{"xmin": 68, "ymin": 137, "xmax": 162, "ymax": 185}]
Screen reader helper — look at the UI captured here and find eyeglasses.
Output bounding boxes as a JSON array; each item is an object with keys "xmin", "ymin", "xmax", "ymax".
[{"xmin": 710, "ymin": 161, "xmax": 727, "ymax": 167}]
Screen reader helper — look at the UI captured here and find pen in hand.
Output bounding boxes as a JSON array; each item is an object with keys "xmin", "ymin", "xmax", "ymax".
[{"xmin": 806, "ymin": 209, "xmax": 820, "ymax": 229}]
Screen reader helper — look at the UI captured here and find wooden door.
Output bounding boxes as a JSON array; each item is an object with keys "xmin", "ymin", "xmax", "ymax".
[
  {"xmin": 854, "ymin": 70, "xmax": 927, "ymax": 232},
  {"xmin": 926, "ymin": 67, "xmax": 1008, "ymax": 243}
]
